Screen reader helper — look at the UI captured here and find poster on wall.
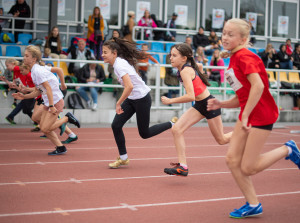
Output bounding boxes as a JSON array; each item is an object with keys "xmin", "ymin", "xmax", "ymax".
[
  {"xmin": 58, "ymin": 0, "xmax": 65, "ymax": 16},
  {"xmin": 246, "ymin": 12, "xmax": 257, "ymax": 31},
  {"xmin": 174, "ymin": 5, "xmax": 188, "ymax": 26},
  {"xmin": 136, "ymin": 1, "xmax": 151, "ymax": 22},
  {"xmin": 2, "ymin": 0, "xmax": 15, "ymax": 12},
  {"xmin": 96, "ymin": 0, "xmax": 111, "ymax": 19},
  {"xmin": 278, "ymin": 16, "xmax": 289, "ymax": 35},
  {"xmin": 212, "ymin": 9, "xmax": 225, "ymax": 29}
]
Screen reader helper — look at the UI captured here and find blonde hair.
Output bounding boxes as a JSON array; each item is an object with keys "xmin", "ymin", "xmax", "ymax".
[
  {"xmin": 25, "ymin": 45, "xmax": 43, "ymax": 65},
  {"xmin": 20, "ymin": 63, "xmax": 30, "ymax": 71},
  {"xmin": 5, "ymin": 58, "xmax": 19, "ymax": 66},
  {"xmin": 226, "ymin": 18, "xmax": 251, "ymax": 47}
]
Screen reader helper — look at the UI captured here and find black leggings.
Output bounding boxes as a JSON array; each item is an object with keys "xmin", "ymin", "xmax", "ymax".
[{"xmin": 111, "ymin": 93, "xmax": 172, "ymax": 155}]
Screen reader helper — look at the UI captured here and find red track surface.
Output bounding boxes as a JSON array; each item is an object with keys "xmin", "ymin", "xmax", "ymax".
[{"xmin": 0, "ymin": 125, "xmax": 299, "ymax": 223}]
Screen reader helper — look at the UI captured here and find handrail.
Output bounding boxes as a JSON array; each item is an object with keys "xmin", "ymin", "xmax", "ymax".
[
  {"xmin": 0, "ymin": 56, "xmax": 299, "ymax": 111},
  {"xmin": 0, "ymin": 16, "xmax": 85, "ymax": 47}
]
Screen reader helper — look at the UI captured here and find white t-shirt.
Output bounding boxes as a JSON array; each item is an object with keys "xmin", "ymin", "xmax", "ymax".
[
  {"xmin": 31, "ymin": 64, "xmax": 63, "ymax": 106},
  {"xmin": 113, "ymin": 57, "xmax": 150, "ymax": 100}
]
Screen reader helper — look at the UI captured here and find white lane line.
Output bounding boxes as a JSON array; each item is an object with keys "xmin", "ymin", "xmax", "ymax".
[
  {"xmin": 0, "ymin": 168, "xmax": 296, "ymax": 186},
  {"xmin": 120, "ymin": 203, "xmax": 138, "ymax": 211},
  {"xmin": 0, "ymin": 190, "xmax": 299, "ymax": 217},
  {"xmin": 0, "ymin": 156, "xmax": 226, "ymax": 166}
]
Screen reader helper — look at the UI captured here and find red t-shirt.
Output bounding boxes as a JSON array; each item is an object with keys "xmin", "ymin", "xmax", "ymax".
[
  {"xmin": 228, "ymin": 48, "xmax": 278, "ymax": 126},
  {"xmin": 24, "ymin": 72, "xmax": 35, "ymax": 88},
  {"xmin": 13, "ymin": 66, "xmax": 27, "ymax": 86}
]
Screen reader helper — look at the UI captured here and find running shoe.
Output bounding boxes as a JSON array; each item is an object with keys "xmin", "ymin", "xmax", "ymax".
[
  {"xmin": 229, "ymin": 202, "xmax": 263, "ymax": 219},
  {"xmin": 65, "ymin": 112, "xmax": 80, "ymax": 128},
  {"xmin": 5, "ymin": 117, "xmax": 16, "ymax": 125},
  {"xmin": 40, "ymin": 135, "xmax": 47, "ymax": 139},
  {"xmin": 285, "ymin": 140, "xmax": 300, "ymax": 169},
  {"xmin": 48, "ymin": 146, "xmax": 67, "ymax": 155},
  {"xmin": 62, "ymin": 136, "xmax": 78, "ymax": 144},
  {"xmin": 2, "ymin": 90, "xmax": 7, "ymax": 98},
  {"xmin": 11, "ymin": 102, "xmax": 17, "ymax": 109},
  {"xmin": 31, "ymin": 126, "xmax": 40, "ymax": 132},
  {"xmin": 164, "ymin": 163, "xmax": 188, "ymax": 176},
  {"xmin": 59, "ymin": 123, "xmax": 67, "ymax": 136},
  {"xmin": 109, "ymin": 157, "xmax": 130, "ymax": 169}
]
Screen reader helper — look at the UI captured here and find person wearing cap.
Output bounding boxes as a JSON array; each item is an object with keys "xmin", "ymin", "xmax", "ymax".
[
  {"xmin": 124, "ymin": 11, "xmax": 135, "ymax": 43},
  {"xmin": 165, "ymin": 12, "xmax": 177, "ymax": 41}
]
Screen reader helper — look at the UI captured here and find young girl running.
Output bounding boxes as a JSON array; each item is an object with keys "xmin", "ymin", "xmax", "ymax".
[
  {"xmin": 161, "ymin": 43, "xmax": 232, "ymax": 177},
  {"xmin": 12, "ymin": 45, "xmax": 81, "ymax": 155},
  {"xmin": 207, "ymin": 18, "xmax": 300, "ymax": 219},
  {"xmin": 102, "ymin": 38, "xmax": 174, "ymax": 168}
]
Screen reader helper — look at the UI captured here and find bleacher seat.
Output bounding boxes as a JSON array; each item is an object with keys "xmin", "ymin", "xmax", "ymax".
[
  {"xmin": 223, "ymin": 58, "xmax": 230, "ymax": 66},
  {"xmin": 5, "ymin": 46, "xmax": 22, "ymax": 57},
  {"xmin": 163, "ymin": 54, "xmax": 168, "ymax": 64},
  {"xmin": 136, "ymin": 40, "xmax": 147, "ymax": 50},
  {"xmin": 258, "ymin": 48, "xmax": 265, "ymax": 54},
  {"xmin": 279, "ymin": 71, "xmax": 289, "ymax": 82},
  {"xmin": 165, "ymin": 42, "xmax": 175, "ymax": 53},
  {"xmin": 160, "ymin": 67, "xmax": 166, "ymax": 79},
  {"xmin": 0, "ymin": 32, "xmax": 15, "ymax": 44},
  {"xmin": 221, "ymin": 82, "xmax": 235, "ymax": 95},
  {"xmin": 150, "ymin": 42, "xmax": 165, "ymax": 53},
  {"xmin": 150, "ymin": 54, "xmax": 160, "ymax": 64},
  {"xmin": 0, "ymin": 45, "xmax": 2, "ymax": 56},
  {"xmin": 206, "ymin": 56, "xmax": 212, "ymax": 65},
  {"xmin": 288, "ymin": 72, "xmax": 300, "ymax": 84},
  {"xmin": 267, "ymin": 71, "xmax": 276, "ymax": 82},
  {"xmin": 53, "ymin": 61, "xmax": 71, "ymax": 76},
  {"xmin": 208, "ymin": 81, "xmax": 221, "ymax": 95},
  {"xmin": 248, "ymin": 48, "xmax": 257, "ymax": 54},
  {"xmin": 18, "ymin": 33, "xmax": 32, "ymax": 45}
]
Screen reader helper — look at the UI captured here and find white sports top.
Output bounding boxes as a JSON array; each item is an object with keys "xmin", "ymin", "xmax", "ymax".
[{"xmin": 113, "ymin": 57, "xmax": 150, "ymax": 100}]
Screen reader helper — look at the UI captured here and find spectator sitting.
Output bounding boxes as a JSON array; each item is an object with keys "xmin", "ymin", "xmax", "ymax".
[
  {"xmin": 185, "ymin": 36, "xmax": 195, "ymax": 54},
  {"xmin": 207, "ymin": 29, "xmax": 221, "ymax": 52},
  {"xmin": 123, "ymin": 11, "xmax": 135, "ymax": 43},
  {"xmin": 165, "ymin": 12, "xmax": 177, "ymax": 41},
  {"xmin": 164, "ymin": 52, "xmax": 179, "ymax": 101},
  {"xmin": 138, "ymin": 43, "xmax": 159, "ymax": 84},
  {"xmin": 43, "ymin": 47, "xmax": 51, "ymax": 58},
  {"xmin": 285, "ymin": 38, "xmax": 293, "ymax": 56},
  {"xmin": 248, "ymin": 21, "xmax": 256, "ymax": 45},
  {"xmin": 195, "ymin": 46, "xmax": 208, "ymax": 65},
  {"xmin": 259, "ymin": 43, "xmax": 280, "ymax": 69},
  {"xmin": 207, "ymin": 49, "xmax": 224, "ymax": 85},
  {"xmin": 8, "ymin": 0, "xmax": 30, "ymax": 42},
  {"xmin": 67, "ymin": 39, "xmax": 95, "ymax": 76},
  {"xmin": 277, "ymin": 44, "xmax": 293, "ymax": 70},
  {"xmin": 0, "ymin": 7, "xmax": 12, "ymax": 33},
  {"xmin": 111, "ymin": 29, "xmax": 121, "ymax": 39},
  {"xmin": 151, "ymin": 14, "xmax": 164, "ymax": 41},
  {"xmin": 45, "ymin": 26, "xmax": 67, "ymax": 59},
  {"xmin": 292, "ymin": 43, "xmax": 300, "ymax": 70},
  {"xmin": 137, "ymin": 10, "xmax": 157, "ymax": 40},
  {"xmin": 87, "ymin": 6, "xmax": 105, "ymax": 60},
  {"xmin": 193, "ymin": 26, "xmax": 210, "ymax": 55},
  {"xmin": 76, "ymin": 58, "xmax": 106, "ymax": 111}
]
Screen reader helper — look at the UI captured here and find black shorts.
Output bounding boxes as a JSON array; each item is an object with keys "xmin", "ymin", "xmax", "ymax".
[
  {"xmin": 252, "ymin": 124, "xmax": 273, "ymax": 131},
  {"xmin": 193, "ymin": 95, "xmax": 221, "ymax": 119},
  {"xmin": 36, "ymin": 97, "xmax": 44, "ymax": 106}
]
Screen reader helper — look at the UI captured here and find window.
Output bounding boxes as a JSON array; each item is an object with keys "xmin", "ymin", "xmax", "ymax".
[
  {"xmin": 203, "ymin": 0, "xmax": 234, "ymax": 32},
  {"xmin": 238, "ymin": 0, "xmax": 267, "ymax": 36},
  {"xmin": 165, "ymin": 0, "xmax": 198, "ymax": 30},
  {"xmin": 271, "ymin": 0, "xmax": 299, "ymax": 39},
  {"xmin": 126, "ymin": 0, "xmax": 162, "ymax": 23},
  {"xmin": 84, "ymin": 0, "xmax": 121, "ymax": 26}
]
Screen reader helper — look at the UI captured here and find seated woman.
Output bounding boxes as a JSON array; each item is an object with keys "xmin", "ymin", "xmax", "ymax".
[
  {"xmin": 259, "ymin": 43, "xmax": 280, "ymax": 69},
  {"xmin": 277, "ymin": 44, "xmax": 293, "ymax": 69},
  {"xmin": 208, "ymin": 49, "xmax": 224, "ymax": 85},
  {"xmin": 45, "ymin": 26, "xmax": 67, "ymax": 59},
  {"xmin": 76, "ymin": 59, "xmax": 106, "ymax": 111},
  {"xmin": 195, "ymin": 46, "xmax": 208, "ymax": 65}
]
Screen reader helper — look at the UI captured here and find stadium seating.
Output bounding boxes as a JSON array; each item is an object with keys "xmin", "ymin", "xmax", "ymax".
[
  {"xmin": 0, "ymin": 45, "xmax": 2, "ymax": 56},
  {"xmin": 165, "ymin": 42, "xmax": 175, "ymax": 53},
  {"xmin": 223, "ymin": 57, "xmax": 230, "ymax": 66},
  {"xmin": 248, "ymin": 48, "xmax": 257, "ymax": 54},
  {"xmin": 5, "ymin": 45, "xmax": 22, "ymax": 57},
  {"xmin": 221, "ymin": 82, "xmax": 235, "ymax": 95},
  {"xmin": 150, "ymin": 42, "xmax": 165, "ymax": 53},
  {"xmin": 0, "ymin": 32, "xmax": 15, "ymax": 44},
  {"xmin": 18, "ymin": 33, "xmax": 33, "ymax": 45},
  {"xmin": 150, "ymin": 54, "xmax": 160, "ymax": 64},
  {"xmin": 208, "ymin": 81, "xmax": 221, "ymax": 95},
  {"xmin": 267, "ymin": 71, "xmax": 276, "ymax": 82},
  {"xmin": 53, "ymin": 61, "xmax": 71, "ymax": 76},
  {"xmin": 288, "ymin": 72, "xmax": 300, "ymax": 84},
  {"xmin": 279, "ymin": 71, "xmax": 289, "ymax": 82}
]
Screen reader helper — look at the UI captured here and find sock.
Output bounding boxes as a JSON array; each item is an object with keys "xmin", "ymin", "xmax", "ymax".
[
  {"xmin": 120, "ymin": 154, "xmax": 128, "ymax": 160},
  {"xmin": 249, "ymin": 203, "xmax": 259, "ymax": 208},
  {"xmin": 170, "ymin": 121, "xmax": 174, "ymax": 126},
  {"xmin": 69, "ymin": 133, "xmax": 77, "ymax": 138},
  {"xmin": 180, "ymin": 163, "xmax": 188, "ymax": 169},
  {"xmin": 286, "ymin": 146, "xmax": 292, "ymax": 155}
]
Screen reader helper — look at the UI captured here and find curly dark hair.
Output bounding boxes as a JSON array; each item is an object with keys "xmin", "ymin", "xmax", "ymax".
[{"xmin": 103, "ymin": 37, "xmax": 147, "ymax": 71}]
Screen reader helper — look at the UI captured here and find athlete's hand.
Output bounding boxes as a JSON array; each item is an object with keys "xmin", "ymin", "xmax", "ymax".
[
  {"xmin": 241, "ymin": 114, "xmax": 251, "ymax": 132},
  {"xmin": 60, "ymin": 83, "xmax": 67, "ymax": 90},
  {"xmin": 12, "ymin": 92, "xmax": 25, "ymax": 100},
  {"xmin": 207, "ymin": 98, "xmax": 221, "ymax": 111},
  {"xmin": 116, "ymin": 104, "xmax": 123, "ymax": 114},
  {"xmin": 161, "ymin": 96, "xmax": 172, "ymax": 105},
  {"xmin": 49, "ymin": 106, "xmax": 58, "ymax": 115}
]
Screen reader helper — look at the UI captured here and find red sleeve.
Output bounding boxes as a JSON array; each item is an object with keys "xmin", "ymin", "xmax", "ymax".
[
  {"xmin": 26, "ymin": 73, "xmax": 35, "ymax": 88},
  {"xmin": 239, "ymin": 54, "xmax": 261, "ymax": 76}
]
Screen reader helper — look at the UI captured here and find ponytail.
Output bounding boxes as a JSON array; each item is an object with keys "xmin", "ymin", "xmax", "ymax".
[{"xmin": 189, "ymin": 56, "xmax": 210, "ymax": 86}]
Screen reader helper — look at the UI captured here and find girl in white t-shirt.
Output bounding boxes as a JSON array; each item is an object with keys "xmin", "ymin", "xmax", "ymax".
[
  {"xmin": 12, "ymin": 45, "xmax": 81, "ymax": 155},
  {"xmin": 102, "ymin": 38, "xmax": 175, "ymax": 168}
]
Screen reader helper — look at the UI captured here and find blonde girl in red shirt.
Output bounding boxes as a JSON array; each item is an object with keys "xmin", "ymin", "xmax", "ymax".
[{"xmin": 207, "ymin": 18, "xmax": 300, "ymax": 219}]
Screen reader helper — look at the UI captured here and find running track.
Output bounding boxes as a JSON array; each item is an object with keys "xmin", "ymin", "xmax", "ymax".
[{"xmin": 0, "ymin": 124, "xmax": 299, "ymax": 223}]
